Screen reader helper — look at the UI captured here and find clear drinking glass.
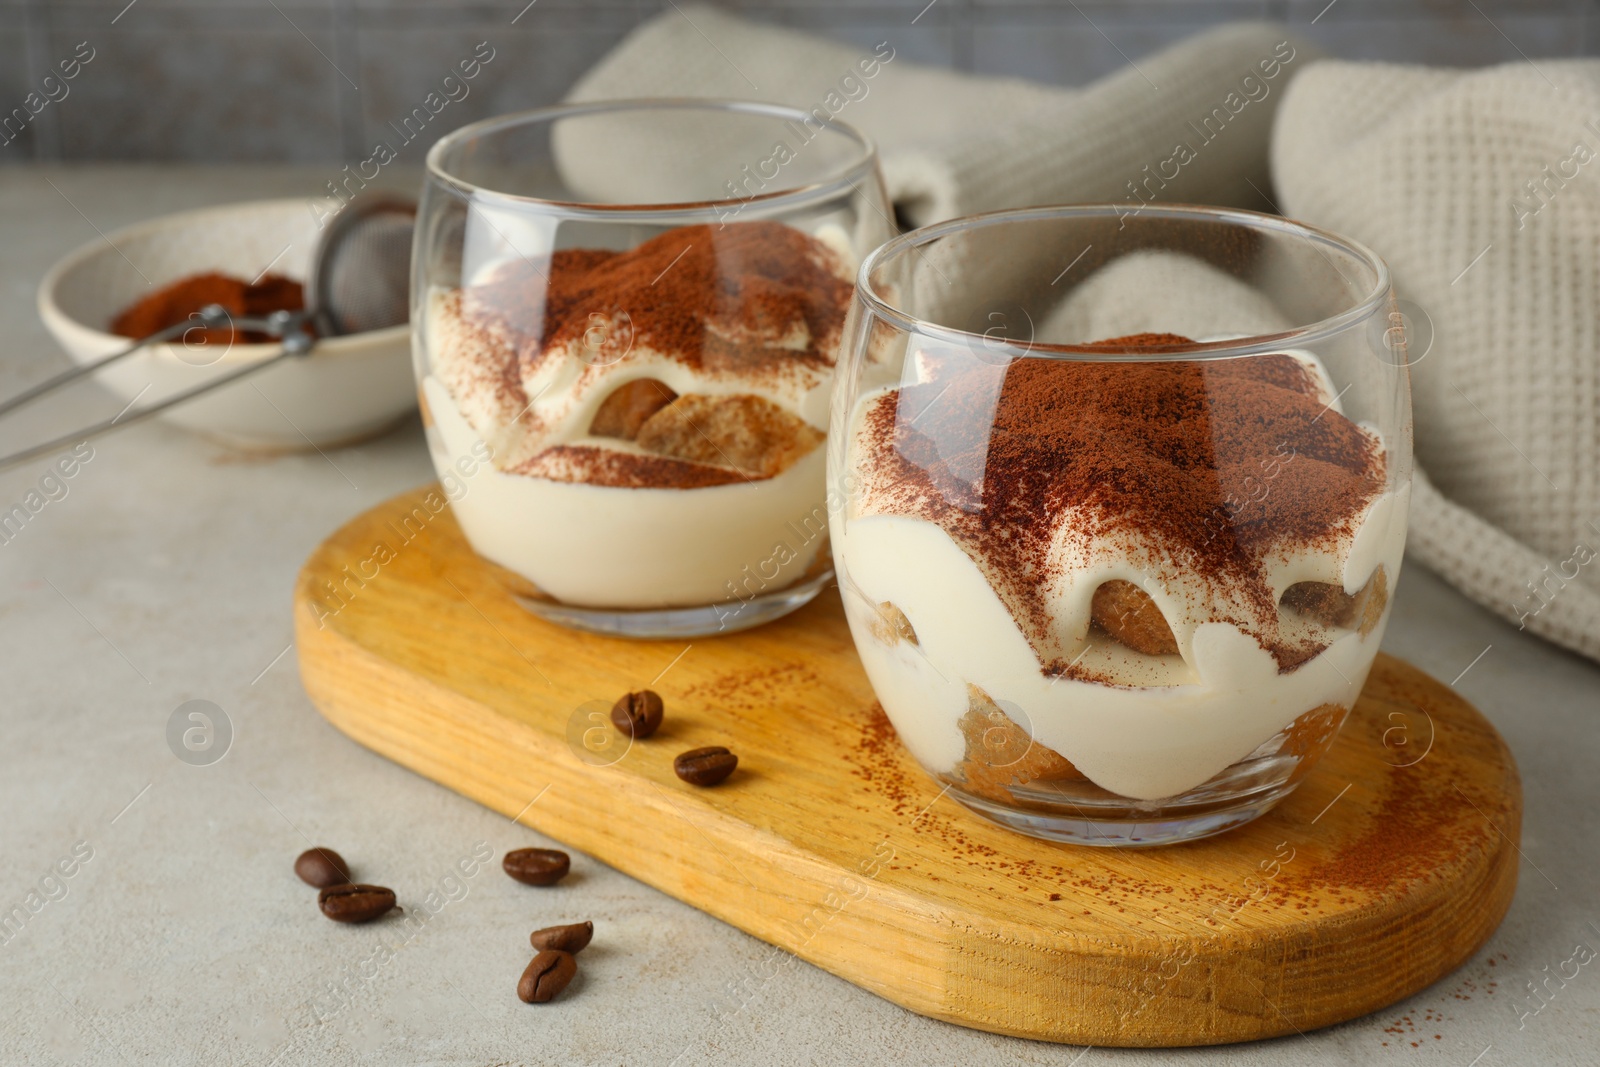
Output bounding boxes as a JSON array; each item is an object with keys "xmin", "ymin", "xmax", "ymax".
[
  {"xmin": 829, "ymin": 205, "xmax": 1413, "ymax": 846},
  {"xmin": 415, "ymin": 101, "xmax": 893, "ymax": 637}
]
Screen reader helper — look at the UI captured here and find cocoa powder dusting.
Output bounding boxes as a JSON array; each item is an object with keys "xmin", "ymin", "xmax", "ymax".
[
  {"xmin": 512, "ymin": 444, "xmax": 748, "ymax": 489},
  {"xmin": 860, "ymin": 333, "xmax": 1385, "ymax": 671},
  {"xmin": 466, "ymin": 220, "xmax": 850, "ymax": 377}
]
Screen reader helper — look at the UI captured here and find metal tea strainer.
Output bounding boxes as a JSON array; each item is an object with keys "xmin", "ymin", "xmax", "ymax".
[{"xmin": 0, "ymin": 196, "xmax": 416, "ymax": 471}]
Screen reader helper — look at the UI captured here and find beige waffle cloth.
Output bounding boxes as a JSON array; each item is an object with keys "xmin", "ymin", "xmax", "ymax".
[
  {"xmin": 567, "ymin": 6, "xmax": 1314, "ymax": 226},
  {"xmin": 1274, "ymin": 62, "xmax": 1600, "ymax": 662},
  {"xmin": 572, "ymin": 8, "xmax": 1600, "ymax": 662}
]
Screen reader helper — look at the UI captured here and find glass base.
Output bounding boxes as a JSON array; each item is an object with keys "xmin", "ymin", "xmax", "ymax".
[
  {"xmin": 507, "ymin": 568, "xmax": 834, "ymax": 639},
  {"xmin": 934, "ymin": 702, "xmax": 1348, "ymax": 847},
  {"xmin": 946, "ymin": 779, "xmax": 1299, "ymax": 847}
]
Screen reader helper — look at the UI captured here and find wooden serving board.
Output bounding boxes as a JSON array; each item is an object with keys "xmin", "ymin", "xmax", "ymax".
[{"xmin": 295, "ymin": 488, "xmax": 1520, "ymax": 1047}]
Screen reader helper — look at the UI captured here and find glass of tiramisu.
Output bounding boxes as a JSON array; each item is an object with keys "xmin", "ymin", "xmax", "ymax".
[
  {"xmin": 415, "ymin": 101, "xmax": 892, "ymax": 636},
  {"xmin": 830, "ymin": 205, "xmax": 1412, "ymax": 845}
]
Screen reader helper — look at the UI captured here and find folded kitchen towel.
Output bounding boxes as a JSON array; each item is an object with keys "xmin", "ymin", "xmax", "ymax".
[
  {"xmin": 567, "ymin": 6, "xmax": 1318, "ymax": 228},
  {"xmin": 1274, "ymin": 61, "xmax": 1600, "ymax": 662}
]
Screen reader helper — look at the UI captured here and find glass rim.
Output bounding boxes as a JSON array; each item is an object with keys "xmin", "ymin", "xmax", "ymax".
[
  {"xmin": 424, "ymin": 98, "xmax": 880, "ymax": 221},
  {"xmin": 855, "ymin": 203, "xmax": 1394, "ymax": 362}
]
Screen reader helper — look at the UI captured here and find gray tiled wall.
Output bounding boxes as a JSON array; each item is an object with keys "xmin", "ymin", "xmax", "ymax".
[{"xmin": 2, "ymin": 0, "xmax": 1596, "ymax": 165}]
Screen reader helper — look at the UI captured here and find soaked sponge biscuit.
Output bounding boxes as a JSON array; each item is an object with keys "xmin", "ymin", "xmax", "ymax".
[
  {"xmin": 956, "ymin": 685, "xmax": 1085, "ymax": 804},
  {"xmin": 636, "ymin": 393, "xmax": 823, "ymax": 478},
  {"xmin": 1281, "ymin": 565, "xmax": 1389, "ymax": 636},
  {"xmin": 1090, "ymin": 580, "xmax": 1178, "ymax": 655},
  {"xmin": 590, "ymin": 378, "xmax": 678, "ymax": 440},
  {"xmin": 867, "ymin": 601, "xmax": 918, "ymax": 647}
]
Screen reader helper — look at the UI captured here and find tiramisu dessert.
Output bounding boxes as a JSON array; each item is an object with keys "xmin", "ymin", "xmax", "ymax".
[
  {"xmin": 421, "ymin": 220, "xmax": 854, "ymax": 609},
  {"xmin": 835, "ymin": 333, "xmax": 1410, "ymax": 803}
]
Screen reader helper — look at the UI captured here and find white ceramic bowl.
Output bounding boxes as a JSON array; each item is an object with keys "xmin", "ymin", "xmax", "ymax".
[{"xmin": 37, "ymin": 198, "xmax": 416, "ymax": 451}]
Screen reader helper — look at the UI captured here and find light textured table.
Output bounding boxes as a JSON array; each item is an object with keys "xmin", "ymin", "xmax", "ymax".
[{"xmin": 0, "ymin": 167, "xmax": 1594, "ymax": 1067}]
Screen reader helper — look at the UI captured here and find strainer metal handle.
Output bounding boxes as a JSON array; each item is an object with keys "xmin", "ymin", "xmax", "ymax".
[{"xmin": 0, "ymin": 307, "xmax": 315, "ymax": 471}]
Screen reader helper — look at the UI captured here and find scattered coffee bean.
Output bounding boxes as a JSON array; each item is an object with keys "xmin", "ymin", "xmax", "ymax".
[
  {"xmin": 317, "ymin": 884, "xmax": 396, "ymax": 923},
  {"xmin": 294, "ymin": 847, "xmax": 352, "ymax": 889},
  {"xmin": 503, "ymin": 847, "xmax": 570, "ymax": 887},
  {"xmin": 518, "ymin": 949, "xmax": 577, "ymax": 1003},
  {"xmin": 530, "ymin": 921, "xmax": 593, "ymax": 955},
  {"xmin": 674, "ymin": 746, "xmax": 738, "ymax": 787},
  {"xmin": 610, "ymin": 689, "xmax": 664, "ymax": 739}
]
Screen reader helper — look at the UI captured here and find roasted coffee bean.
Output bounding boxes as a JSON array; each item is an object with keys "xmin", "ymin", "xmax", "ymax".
[
  {"xmin": 518, "ymin": 949, "xmax": 578, "ymax": 1003},
  {"xmin": 294, "ymin": 847, "xmax": 352, "ymax": 889},
  {"xmin": 674, "ymin": 746, "xmax": 738, "ymax": 787},
  {"xmin": 610, "ymin": 689, "xmax": 664, "ymax": 739},
  {"xmin": 317, "ymin": 884, "xmax": 396, "ymax": 923},
  {"xmin": 503, "ymin": 847, "xmax": 570, "ymax": 886},
  {"xmin": 530, "ymin": 921, "xmax": 593, "ymax": 954}
]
